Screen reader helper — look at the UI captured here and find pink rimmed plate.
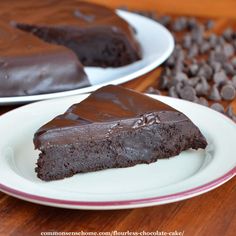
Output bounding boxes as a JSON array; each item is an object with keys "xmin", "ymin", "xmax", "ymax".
[{"xmin": 0, "ymin": 94, "xmax": 235, "ymax": 209}]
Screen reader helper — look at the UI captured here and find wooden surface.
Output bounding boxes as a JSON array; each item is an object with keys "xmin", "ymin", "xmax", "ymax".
[{"xmin": 0, "ymin": 1, "xmax": 236, "ymax": 236}]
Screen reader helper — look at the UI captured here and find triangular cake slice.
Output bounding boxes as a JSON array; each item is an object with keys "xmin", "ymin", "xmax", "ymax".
[
  {"xmin": 34, "ymin": 85, "xmax": 207, "ymax": 181},
  {"xmin": 7, "ymin": 1, "xmax": 141, "ymax": 67}
]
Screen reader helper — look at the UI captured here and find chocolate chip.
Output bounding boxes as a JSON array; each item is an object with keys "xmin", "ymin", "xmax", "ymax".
[
  {"xmin": 218, "ymin": 37, "xmax": 226, "ymax": 46},
  {"xmin": 197, "ymin": 97, "xmax": 209, "ymax": 107},
  {"xmin": 168, "ymin": 86, "xmax": 179, "ymax": 98},
  {"xmin": 187, "ymin": 17, "xmax": 198, "ymax": 30},
  {"xmin": 158, "ymin": 15, "xmax": 172, "ymax": 27},
  {"xmin": 174, "ymin": 72, "xmax": 188, "ymax": 81},
  {"xmin": 200, "ymin": 42, "xmax": 211, "ymax": 54},
  {"xmin": 233, "ymin": 39, "xmax": 236, "ymax": 50},
  {"xmin": 208, "ymin": 34, "xmax": 218, "ymax": 47},
  {"xmin": 221, "ymin": 79, "xmax": 233, "ymax": 87},
  {"xmin": 172, "ymin": 17, "xmax": 187, "ymax": 32},
  {"xmin": 232, "ymin": 75, "xmax": 236, "ymax": 88},
  {"xmin": 205, "ymin": 20, "xmax": 214, "ymax": 30},
  {"xmin": 210, "ymin": 103, "xmax": 225, "ymax": 113},
  {"xmin": 220, "ymin": 84, "xmax": 236, "ymax": 101},
  {"xmin": 179, "ymin": 85, "xmax": 197, "ymax": 101},
  {"xmin": 223, "ymin": 43, "xmax": 235, "ymax": 58},
  {"xmin": 191, "ymin": 26, "xmax": 204, "ymax": 44},
  {"xmin": 146, "ymin": 87, "xmax": 162, "ymax": 95},
  {"xmin": 188, "ymin": 44, "xmax": 199, "ymax": 58},
  {"xmin": 208, "ymin": 84, "xmax": 221, "ymax": 101},
  {"xmin": 189, "ymin": 64, "xmax": 199, "ymax": 76},
  {"xmin": 231, "ymin": 57, "xmax": 236, "ymax": 68},
  {"xmin": 159, "ymin": 75, "xmax": 169, "ymax": 90},
  {"xmin": 173, "ymin": 62, "xmax": 184, "ymax": 74},
  {"xmin": 210, "ymin": 61, "xmax": 222, "ymax": 72},
  {"xmin": 176, "ymin": 50, "xmax": 185, "ymax": 62},
  {"xmin": 225, "ymin": 105, "xmax": 236, "ymax": 121},
  {"xmin": 188, "ymin": 77, "xmax": 201, "ymax": 87},
  {"xmin": 195, "ymin": 76, "xmax": 210, "ymax": 96},
  {"xmin": 165, "ymin": 55, "xmax": 175, "ymax": 67},
  {"xmin": 223, "ymin": 28, "xmax": 233, "ymax": 41},
  {"xmin": 165, "ymin": 67, "xmax": 172, "ymax": 77},
  {"xmin": 183, "ymin": 34, "xmax": 192, "ymax": 49},
  {"xmin": 198, "ymin": 63, "xmax": 213, "ymax": 80},
  {"xmin": 212, "ymin": 50, "xmax": 227, "ymax": 63},
  {"xmin": 213, "ymin": 70, "xmax": 227, "ymax": 84},
  {"xmin": 223, "ymin": 63, "xmax": 235, "ymax": 76}
]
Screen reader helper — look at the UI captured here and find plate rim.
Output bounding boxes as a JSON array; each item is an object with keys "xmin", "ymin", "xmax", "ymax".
[
  {"xmin": 0, "ymin": 10, "xmax": 174, "ymax": 105},
  {"xmin": 0, "ymin": 167, "xmax": 235, "ymax": 207}
]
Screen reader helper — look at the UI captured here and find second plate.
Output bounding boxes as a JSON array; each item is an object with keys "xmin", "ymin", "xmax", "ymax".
[{"xmin": 0, "ymin": 10, "xmax": 174, "ymax": 105}]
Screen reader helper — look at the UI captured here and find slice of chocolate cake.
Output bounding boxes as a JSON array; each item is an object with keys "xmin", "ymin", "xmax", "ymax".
[
  {"xmin": 4, "ymin": 0, "xmax": 141, "ymax": 67},
  {"xmin": 34, "ymin": 85, "xmax": 207, "ymax": 181},
  {"xmin": 0, "ymin": 21, "xmax": 89, "ymax": 97}
]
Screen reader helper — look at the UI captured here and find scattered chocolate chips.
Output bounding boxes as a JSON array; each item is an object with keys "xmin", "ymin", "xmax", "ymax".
[
  {"xmin": 220, "ymin": 84, "xmax": 236, "ymax": 101},
  {"xmin": 132, "ymin": 10, "xmax": 236, "ymax": 122},
  {"xmin": 210, "ymin": 103, "xmax": 225, "ymax": 113}
]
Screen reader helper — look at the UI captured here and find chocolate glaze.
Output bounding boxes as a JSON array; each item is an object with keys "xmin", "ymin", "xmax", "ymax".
[
  {"xmin": 34, "ymin": 85, "xmax": 207, "ymax": 181},
  {"xmin": 0, "ymin": 1, "xmax": 141, "ymax": 96},
  {"xmin": 0, "ymin": 20, "xmax": 88, "ymax": 96}
]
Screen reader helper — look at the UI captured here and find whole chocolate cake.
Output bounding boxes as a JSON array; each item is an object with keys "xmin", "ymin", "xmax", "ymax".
[
  {"xmin": 0, "ymin": 1, "xmax": 141, "ymax": 96},
  {"xmin": 0, "ymin": 21, "xmax": 88, "ymax": 96},
  {"xmin": 34, "ymin": 85, "xmax": 207, "ymax": 181}
]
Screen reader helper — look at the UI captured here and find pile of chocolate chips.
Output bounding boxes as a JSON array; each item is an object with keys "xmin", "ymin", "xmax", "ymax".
[{"xmin": 121, "ymin": 8, "xmax": 236, "ymax": 122}]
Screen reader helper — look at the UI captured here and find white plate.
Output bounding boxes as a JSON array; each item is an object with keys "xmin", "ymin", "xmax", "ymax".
[
  {"xmin": 0, "ymin": 10, "xmax": 174, "ymax": 105},
  {"xmin": 0, "ymin": 94, "xmax": 235, "ymax": 210}
]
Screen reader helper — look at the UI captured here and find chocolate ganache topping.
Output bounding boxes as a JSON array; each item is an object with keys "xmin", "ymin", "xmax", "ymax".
[{"xmin": 33, "ymin": 85, "xmax": 207, "ymax": 181}]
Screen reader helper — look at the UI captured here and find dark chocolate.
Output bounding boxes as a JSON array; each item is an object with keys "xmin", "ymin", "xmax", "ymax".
[
  {"xmin": 34, "ymin": 85, "xmax": 207, "ymax": 181},
  {"xmin": 0, "ymin": 21, "xmax": 89, "ymax": 96},
  {"xmin": 4, "ymin": 0, "xmax": 141, "ymax": 68}
]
